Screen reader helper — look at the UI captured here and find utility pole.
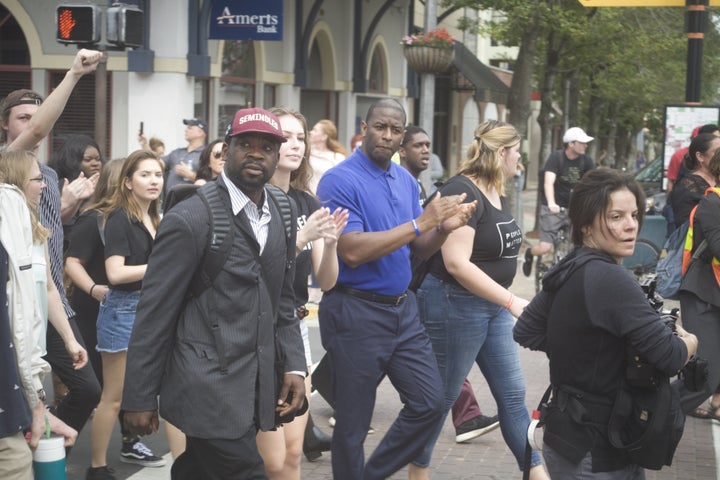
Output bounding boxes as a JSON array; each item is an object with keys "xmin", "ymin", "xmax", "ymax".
[
  {"xmin": 685, "ymin": 0, "xmax": 708, "ymax": 104},
  {"xmin": 419, "ymin": 0, "xmax": 437, "ymax": 135}
]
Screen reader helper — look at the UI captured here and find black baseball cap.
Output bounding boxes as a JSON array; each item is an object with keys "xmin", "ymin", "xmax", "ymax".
[{"xmin": 183, "ymin": 117, "xmax": 208, "ymax": 135}]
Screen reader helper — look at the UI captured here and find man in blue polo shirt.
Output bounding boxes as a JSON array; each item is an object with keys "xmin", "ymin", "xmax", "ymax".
[{"xmin": 316, "ymin": 98, "xmax": 476, "ymax": 480}]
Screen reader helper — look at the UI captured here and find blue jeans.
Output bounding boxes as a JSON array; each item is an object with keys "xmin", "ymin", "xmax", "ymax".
[{"xmin": 413, "ymin": 274, "xmax": 542, "ymax": 470}]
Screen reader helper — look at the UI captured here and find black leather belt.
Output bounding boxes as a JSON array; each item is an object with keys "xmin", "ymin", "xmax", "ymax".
[{"xmin": 333, "ymin": 285, "xmax": 407, "ymax": 306}]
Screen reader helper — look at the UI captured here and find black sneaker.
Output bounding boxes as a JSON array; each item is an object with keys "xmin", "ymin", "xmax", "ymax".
[
  {"xmin": 522, "ymin": 248, "xmax": 533, "ymax": 277},
  {"xmin": 455, "ymin": 415, "xmax": 500, "ymax": 443},
  {"xmin": 120, "ymin": 438, "xmax": 167, "ymax": 467},
  {"xmin": 86, "ymin": 466, "xmax": 117, "ymax": 480}
]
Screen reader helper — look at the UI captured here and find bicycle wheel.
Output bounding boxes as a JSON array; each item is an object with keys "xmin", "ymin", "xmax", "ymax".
[
  {"xmin": 555, "ymin": 228, "xmax": 572, "ymax": 263},
  {"xmin": 535, "ymin": 256, "xmax": 548, "ymax": 294},
  {"xmin": 622, "ymin": 239, "xmax": 660, "ymax": 276}
]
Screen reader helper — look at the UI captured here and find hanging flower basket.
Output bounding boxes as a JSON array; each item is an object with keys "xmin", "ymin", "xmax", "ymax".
[
  {"xmin": 401, "ymin": 28, "xmax": 456, "ymax": 74},
  {"xmin": 403, "ymin": 45, "xmax": 455, "ymax": 74}
]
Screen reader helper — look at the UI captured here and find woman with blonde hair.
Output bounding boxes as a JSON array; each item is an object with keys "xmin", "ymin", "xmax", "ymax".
[
  {"xmin": 0, "ymin": 150, "xmax": 88, "ymax": 371},
  {"xmin": 256, "ymin": 106, "xmax": 348, "ymax": 479},
  {"xmin": 308, "ymin": 119, "xmax": 348, "ymax": 193},
  {"xmin": 409, "ymin": 121, "xmax": 549, "ymax": 480},
  {"xmin": 86, "ymin": 150, "xmax": 165, "ymax": 480}
]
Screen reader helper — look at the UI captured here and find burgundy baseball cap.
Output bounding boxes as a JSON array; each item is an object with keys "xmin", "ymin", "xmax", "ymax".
[{"xmin": 225, "ymin": 107, "xmax": 287, "ymax": 143}]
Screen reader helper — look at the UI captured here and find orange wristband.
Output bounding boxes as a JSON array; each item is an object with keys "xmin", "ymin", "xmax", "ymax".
[{"xmin": 504, "ymin": 292, "xmax": 515, "ymax": 310}]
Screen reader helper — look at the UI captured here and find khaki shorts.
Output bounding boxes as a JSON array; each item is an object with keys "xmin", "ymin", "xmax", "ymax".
[
  {"xmin": 0, "ymin": 432, "xmax": 32, "ymax": 480},
  {"xmin": 539, "ymin": 205, "xmax": 570, "ymax": 245}
]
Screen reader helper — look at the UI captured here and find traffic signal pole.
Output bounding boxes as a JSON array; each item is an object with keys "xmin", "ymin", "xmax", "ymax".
[
  {"xmin": 95, "ymin": 54, "xmax": 107, "ymax": 159},
  {"xmin": 685, "ymin": 0, "xmax": 708, "ymax": 104},
  {"xmin": 579, "ymin": 0, "xmax": 711, "ymax": 105}
]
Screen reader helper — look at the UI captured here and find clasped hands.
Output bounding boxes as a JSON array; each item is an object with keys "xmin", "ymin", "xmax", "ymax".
[
  {"xmin": 417, "ymin": 192, "xmax": 478, "ymax": 234},
  {"xmin": 300, "ymin": 207, "xmax": 349, "ymax": 247}
]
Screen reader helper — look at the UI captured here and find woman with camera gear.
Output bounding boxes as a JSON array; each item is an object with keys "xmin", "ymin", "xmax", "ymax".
[
  {"xmin": 514, "ymin": 169, "xmax": 697, "ymax": 478},
  {"xmin": 677, "ymin": 147, "xmax": 720, "ymax": 419}
]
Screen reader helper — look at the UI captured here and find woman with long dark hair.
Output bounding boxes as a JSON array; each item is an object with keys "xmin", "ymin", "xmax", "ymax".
[{"xmin": 194, "ymin": 138, "xmax": 225, "ymax": 185}]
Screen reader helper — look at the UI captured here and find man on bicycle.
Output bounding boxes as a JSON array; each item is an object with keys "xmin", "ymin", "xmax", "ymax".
[{"xmin": 523, "ymin": 127, "xmax": 596, "ymax": 276}]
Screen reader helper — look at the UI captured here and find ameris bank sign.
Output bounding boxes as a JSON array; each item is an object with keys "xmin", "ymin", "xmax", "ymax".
[{"xmin": 209, "ymin": 0, "xmax": 283, "ymax": 41}]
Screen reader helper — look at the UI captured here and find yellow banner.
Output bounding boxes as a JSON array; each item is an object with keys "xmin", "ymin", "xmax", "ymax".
[{"xmin": 579, "ymin": 0, "xmax": 719, "ymax": 6}]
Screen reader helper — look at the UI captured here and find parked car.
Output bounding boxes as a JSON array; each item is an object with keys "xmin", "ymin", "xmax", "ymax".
[{"xmin": 634, "ymin": 156, "xmax": 665, "ymax": 214}]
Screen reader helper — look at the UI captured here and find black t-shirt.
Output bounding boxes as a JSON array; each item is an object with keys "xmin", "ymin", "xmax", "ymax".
[
  {"xmin": 670, "ymin": 173, "xmax": 710, "ymax": 228},
  {"xmin": 67, "ymin": 209, "xmax": 108, "ymax": 285},
  {"xmin": 66, "ymin": 209, "xmax": 108, "ymax": 311},
  {"xmin": 428, "ymin": 175, "xmax": 522, "ymax": 288},
  {"xmin": 103, "ymin": 207, "xmax": 155, "ymax": 291},
  {"xmin": 288, "ymin": 188, "xmax": 320, "ymax": 307},
  {"xmin": 540, "ymin": 149, "xmax": 595, "ymax": 208}
]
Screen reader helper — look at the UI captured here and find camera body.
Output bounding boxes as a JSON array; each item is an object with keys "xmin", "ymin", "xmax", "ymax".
[{"xmin": 634, "ymin": 276, "xmax": 708, "ymax": 392}]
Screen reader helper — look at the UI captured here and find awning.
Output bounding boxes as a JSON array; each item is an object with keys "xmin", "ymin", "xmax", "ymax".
[{"xmin": 453, "ymin": 41, "xmax": 510, "ymax": 104}]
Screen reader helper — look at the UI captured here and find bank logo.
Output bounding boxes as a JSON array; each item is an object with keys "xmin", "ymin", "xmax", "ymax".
[
  {"xmin": 210, "ymin": 1, "xmax": 283, "ymax": 40},
  {"xmin": 216, "ymin": 7, "xmax": 279, "ymax": 34}
]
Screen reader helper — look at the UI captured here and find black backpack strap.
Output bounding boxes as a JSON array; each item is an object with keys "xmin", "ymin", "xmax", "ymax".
[
  {"xmin": 265, "ymin": 184, "xmax": 296, "ymax": 273},
  {"xmin": 191, "ymin": 181, "xmax": 233, "ymax": 375},
  {"xmin": 265, "ymin": 184, "xmax": 293, "ymax": 239},
  {"xmin": 193, "ymin": 182, "xmax": 233, "ymax": 292}
]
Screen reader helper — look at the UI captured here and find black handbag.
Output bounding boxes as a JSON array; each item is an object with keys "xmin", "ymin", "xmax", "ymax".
[{"xmin": 607, "ymin": 370, "xmax": 684, "ymax": 470}]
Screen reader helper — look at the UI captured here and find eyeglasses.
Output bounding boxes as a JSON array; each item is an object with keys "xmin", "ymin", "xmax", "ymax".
[{"xmin": 212, "ymin": 151, "xmax": 223, "ymax": 159}]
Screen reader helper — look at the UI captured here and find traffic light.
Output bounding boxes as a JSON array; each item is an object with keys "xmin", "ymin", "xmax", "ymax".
[
  {"xmin": 56, "ymin": 5, "xmax": 100, "ymax": 44},
  {"xmin": 107, "ymin": 5, "xmax": 144, "ymax": 48}
]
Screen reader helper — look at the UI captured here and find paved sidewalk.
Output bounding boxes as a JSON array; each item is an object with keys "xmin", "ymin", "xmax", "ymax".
[{"xmin": 64, "ymin": 187, "xmax": 718, "ymax": 479}]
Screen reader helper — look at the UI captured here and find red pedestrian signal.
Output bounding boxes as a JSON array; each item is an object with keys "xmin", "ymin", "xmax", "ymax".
[{"xmin": 56, "ymin": 5, "xmax": 100, "ymax": 44}]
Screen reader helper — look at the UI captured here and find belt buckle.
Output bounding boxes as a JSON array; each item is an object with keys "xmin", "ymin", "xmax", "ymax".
[{"xmin": 395, "ymin": 293, "xmax": 407, "ymax": 306}]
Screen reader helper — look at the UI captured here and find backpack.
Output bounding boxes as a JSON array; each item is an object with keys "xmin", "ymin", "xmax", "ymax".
[
  {"xmin": 681, "ymin": 186, "xmax": 720, "ymax": 286},
  {"xmin": 165, "ymin": 181, "xmax": 306, "ymax": 422},
  {"xmin": 163, "ymin": 181, "xmax": 295, "ymax": 298},
  {"xmin": 654, "ymin": 221, "xmax": 689, "ymax": 299}
]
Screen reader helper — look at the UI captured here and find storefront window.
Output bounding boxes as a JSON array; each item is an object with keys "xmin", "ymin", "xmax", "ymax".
[
  {"xmin": 219, "ymin": 40, "xmax": 256, "ymax": 132},
  {"xmin": 368, "ymin": 47, "xmax": 386, "ymax": 94}
]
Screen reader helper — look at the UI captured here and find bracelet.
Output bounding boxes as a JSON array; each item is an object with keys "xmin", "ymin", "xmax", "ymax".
[
  {"xmin": 411, "ymin": 219, "xmax": 421, "ymax": 237},
  {"xmin": 504, "ymin": 292, "xmax": 515, "ymax": 310},
  {"xmin": 89, "ymin": 284, "xmax": 97, "ymax": 297}
]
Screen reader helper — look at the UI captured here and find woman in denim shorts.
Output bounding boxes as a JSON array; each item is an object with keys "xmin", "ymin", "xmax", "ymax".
[{"xmin": 87, "ymin": 150, "xmax": 164, "ymax": 480}]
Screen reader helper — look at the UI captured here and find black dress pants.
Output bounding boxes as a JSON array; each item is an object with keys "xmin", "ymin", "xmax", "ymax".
[
  {"xmin": 43, "ymin": 318, "xmax": 101, "ymax": 434},
  {"xmin": 171, "ymin": 428, "xmax": 267, "ymax": 480}
]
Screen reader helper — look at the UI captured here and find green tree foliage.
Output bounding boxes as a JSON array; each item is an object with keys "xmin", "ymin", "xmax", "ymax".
[{"xmin": 444, "ymin": 0, "xmax": 720, "ymax": 166}]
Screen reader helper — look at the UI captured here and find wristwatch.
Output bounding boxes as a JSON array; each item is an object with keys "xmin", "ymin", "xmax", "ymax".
[{"xmin": 37, "ymin": 388, "xmax": 46, "ymax": 402}]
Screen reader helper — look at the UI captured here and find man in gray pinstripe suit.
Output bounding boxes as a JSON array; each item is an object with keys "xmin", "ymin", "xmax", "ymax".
[{"xmin": 122, "ymin": 108, "xmax": 306, "ymax": 479}]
